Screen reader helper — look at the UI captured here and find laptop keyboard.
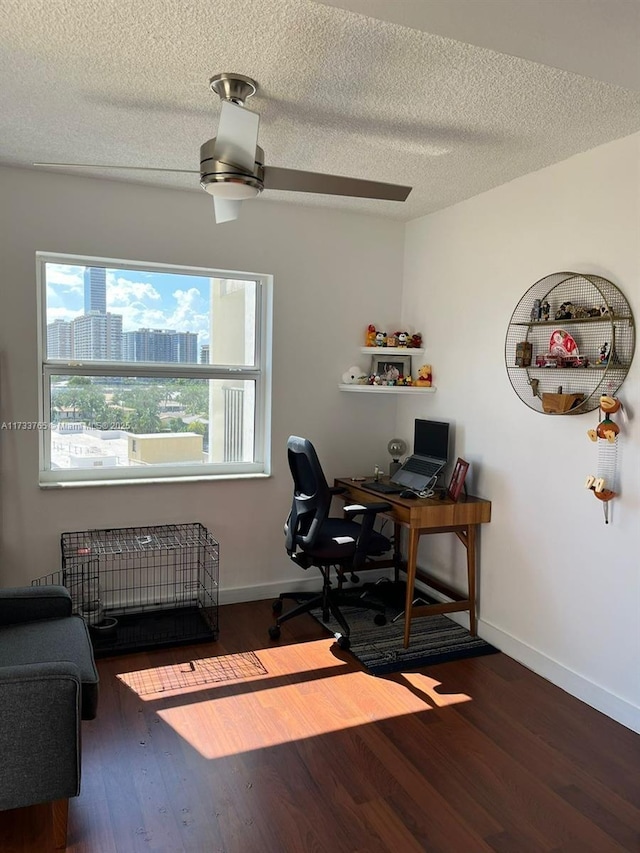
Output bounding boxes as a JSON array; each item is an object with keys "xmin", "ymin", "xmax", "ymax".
[
  {"xmin": 404, "ymin": 457, "xmax": 441, "ymax": 477},
  {"xmin": 366, "ymin": 482, "xmax": 403, "ymax": 494}
]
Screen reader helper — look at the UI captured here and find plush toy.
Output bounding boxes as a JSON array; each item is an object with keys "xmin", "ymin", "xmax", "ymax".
[
  {"xmin": 410, "ymin": 332, "xmax": 422, "ymax": 349},
  {"xmin": 341, "ymin": 365, "xmax": 365, "ymax": 384},
  {"xmin": 414, "ymin": 364, "xmax": 432, "ymax": 387},
  {"xmin": 365, "ymin": 324, "xmax": 377, "ymax": 347},
  {"xmin": 396, "ymin": 331, "xmax": 409, "ymax": 347},
  {"xmin": 375, "ymin": 331, "xmax": 386, "ymax": 347}
]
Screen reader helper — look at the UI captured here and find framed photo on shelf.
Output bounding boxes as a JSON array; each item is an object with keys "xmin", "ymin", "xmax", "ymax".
[
  {"xmin": 447, "ymin": 458, "xmax": 469, "ymax": 502},
  {"xmin": 369, "ymin": 355, "xmax": 411, "ymax": 381}
]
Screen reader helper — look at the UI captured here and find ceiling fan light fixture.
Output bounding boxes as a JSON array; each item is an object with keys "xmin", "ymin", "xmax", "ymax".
[{"xmin": 203, "ymin": 180, "xmax": 260, "ymax": 200}]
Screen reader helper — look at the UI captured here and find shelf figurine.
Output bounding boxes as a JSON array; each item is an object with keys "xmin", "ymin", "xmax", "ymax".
[
  {"xmin": 375, "ymin": 330, "xmax": 386, "ymax": 347},
  {"xmin": 341, "ymin": 366, "xmax": 366, "ymax": 385},
  {"xmin": 365, "ymin": 324, "xmax": 377, "ymax": 347},
  {"xmin": 597, "ymin": 342, "xmax": 609, "ymax": 365},
  {"xmin": 414, "ymin": 364, "xmax": 432, "ymax": 387}
]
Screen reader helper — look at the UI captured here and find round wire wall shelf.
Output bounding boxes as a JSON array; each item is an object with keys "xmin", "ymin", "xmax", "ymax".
[{"xmin": 505, "ymin": 272, "xmax": 635, "ymax": 415}]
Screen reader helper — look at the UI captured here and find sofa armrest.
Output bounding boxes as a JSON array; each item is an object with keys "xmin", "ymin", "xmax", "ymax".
[
  {"xmin": 0, "ymin": 586, "xmax": 72, "ymax": 626},
  {"xmin": 0, "ymin": 660, "xmax": 81, "ymax": 811}
]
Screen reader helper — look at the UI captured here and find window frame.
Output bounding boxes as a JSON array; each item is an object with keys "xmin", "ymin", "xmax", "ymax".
[{"xmin": 37, "ymin": 252, "xmax": 272, "ymax": 487}]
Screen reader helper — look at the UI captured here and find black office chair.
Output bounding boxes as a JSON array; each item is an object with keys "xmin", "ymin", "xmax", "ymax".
[{"xmin": 268, "ymin": 435, "xmax": 392, "ymax": 649}]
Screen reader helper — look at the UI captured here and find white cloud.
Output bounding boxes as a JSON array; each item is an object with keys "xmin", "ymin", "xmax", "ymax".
[
  {"xmin": 46, "ymin": 264, "xmax": 84, "ymax": 294},
  {"xmin": 107, "ymin": 274, "xmax": 162, "ymax": 306}
]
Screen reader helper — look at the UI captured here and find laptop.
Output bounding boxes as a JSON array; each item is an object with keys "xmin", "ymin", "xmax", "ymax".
[{"xmin": 368, "ymin": 419, "xmax": 450, "ymax": 494}]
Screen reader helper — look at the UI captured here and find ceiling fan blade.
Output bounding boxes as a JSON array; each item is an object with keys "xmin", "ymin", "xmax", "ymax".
[
  {"xmin": 212, "ymin": 102, "xmax": 259, "ymax": 173},
  {"xmin": 33, "ymin": 162, "xmax": 199, "ymax": 174},
  {"xmin": 262, "ymin": 166, "xmax": 411, "ymax": 202},
  {"xmin": 213, "ymin": 197, "xmax": 242, "ymax": 224}
]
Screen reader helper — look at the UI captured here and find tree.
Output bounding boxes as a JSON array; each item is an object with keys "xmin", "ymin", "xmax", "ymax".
[
  {"xmin": 175, "ymin": 380, "xmax": 209, "ymax": 416},
  {"xmin": 120, "ymin": 385, "xmax": 164, "ymax": 434}
]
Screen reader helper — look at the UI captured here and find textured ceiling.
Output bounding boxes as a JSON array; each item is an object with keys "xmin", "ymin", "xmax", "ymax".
[{"xmin": 1, "ymin": 0, "xmax": 639, "ymax": 221}]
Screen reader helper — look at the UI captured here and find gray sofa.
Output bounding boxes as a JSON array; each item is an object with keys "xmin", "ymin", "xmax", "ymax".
[{"xmin": 0, "ymin": 585, "xmax": 99, "ymax": 848}]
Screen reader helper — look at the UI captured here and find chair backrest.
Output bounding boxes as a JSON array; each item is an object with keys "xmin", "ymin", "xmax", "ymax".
[{"xmin": 285, "ymin": 436, "xmax": 332, "ymax": 555}]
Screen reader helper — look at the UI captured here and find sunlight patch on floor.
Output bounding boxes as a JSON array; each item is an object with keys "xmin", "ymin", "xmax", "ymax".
[
  {"xmin": 117, "ymin": 650, "xmax": 268, "ymax": 696},
  {"xmin": 129, "ymin": 640, "xmax": 474, "ymax": 759},
  {"xmin": 115, "ymin": 637, "xmax": 349, "ymax": 700}
]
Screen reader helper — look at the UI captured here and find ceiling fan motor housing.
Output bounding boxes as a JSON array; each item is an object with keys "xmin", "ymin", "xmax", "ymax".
[{"xmin": 199, "ymin": 139, "xmax": 264, "ymax": 196}]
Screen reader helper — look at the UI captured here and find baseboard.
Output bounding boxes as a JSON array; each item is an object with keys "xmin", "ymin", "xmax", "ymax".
[
  {"xmin": 477, "ymin": 618, "xmax": 640, "ymax": 735},
  {"xmin": 219, "ymin": 568, "xmax": 393, "ymax": 607},
  {"xmin": 410, "ymin": 576, "xmax": 640, "ymax": 734}
]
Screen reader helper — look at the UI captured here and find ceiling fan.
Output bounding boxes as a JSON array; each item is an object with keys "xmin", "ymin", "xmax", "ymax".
[{"xmin": 35, "ymin": 72, "xmax": 412, "ymax": 223}]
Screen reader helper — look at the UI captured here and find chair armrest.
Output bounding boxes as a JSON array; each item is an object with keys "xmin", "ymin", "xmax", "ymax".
[
  {"xmin": 0, "ymin": 661, "xmax": 81, "ymax": 811},
  {"xmin": 343, "ymin": 503, "xmax": 392, "ymax": 567},
  {"xmin": 0, "ymin": 586, "xmax": 72, "ymax": 626},
  {"xmin": 343, "ymin": 501, "xmax": 392, "ymax": 518}
]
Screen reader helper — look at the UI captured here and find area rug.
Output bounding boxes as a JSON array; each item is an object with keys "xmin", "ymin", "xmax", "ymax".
[{"xmin": 310, "ymin": 584, "xmax": 498, "ymax": 675}]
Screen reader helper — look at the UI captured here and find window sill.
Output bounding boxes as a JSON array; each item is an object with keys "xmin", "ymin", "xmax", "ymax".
[{"xmin": 39, "ymin": 472, "xmax": 271, "ymax": 489}]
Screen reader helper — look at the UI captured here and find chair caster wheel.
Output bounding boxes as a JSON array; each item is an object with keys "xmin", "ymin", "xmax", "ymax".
[
  {"xmin": 374, "ymin": 614, "xmax": 387, "ymax": 626},
  {"xmin": 350, "ymin": 573, "xmax": 359, "ymax": 583},
  {"xmin": 336, "ymin": 635, "xmax": 351, "ymax": 650},
  {"xmin": 268, "ymin": 625, "xmax": 281, "ymax": 640},
  {"xmin": 271, "ymin": 599, "xmax": 283, "ymax": 614}
]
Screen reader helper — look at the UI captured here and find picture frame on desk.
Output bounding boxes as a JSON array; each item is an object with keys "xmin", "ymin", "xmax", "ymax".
[{"xmin": 447, "ymin": 458, "xmax": 469, "ymax": 502}]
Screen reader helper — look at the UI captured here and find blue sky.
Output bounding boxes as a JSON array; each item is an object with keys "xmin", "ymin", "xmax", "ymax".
[{"xmin": 46, "ymin": 264, "xmax": 212, "ymax": 345}]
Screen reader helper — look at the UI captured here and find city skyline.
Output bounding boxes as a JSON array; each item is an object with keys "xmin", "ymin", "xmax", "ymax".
[{"xmin": 46, "ymin": 262, "xmax": 212, "ymax": 346}]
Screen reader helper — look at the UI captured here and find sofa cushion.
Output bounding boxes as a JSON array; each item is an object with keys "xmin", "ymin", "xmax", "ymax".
[
  {"xmin": 0, "ymin": 585, "xmax": 72, "ymax": 625},
  {"xmin": 0, "ymin": 615, "xmax": 99, "ymax": 719}
]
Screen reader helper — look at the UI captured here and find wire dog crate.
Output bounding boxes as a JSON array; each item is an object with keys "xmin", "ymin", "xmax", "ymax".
[{"xmin": 33, "ymin": 523, "xmax": 219, "ymax": 657}]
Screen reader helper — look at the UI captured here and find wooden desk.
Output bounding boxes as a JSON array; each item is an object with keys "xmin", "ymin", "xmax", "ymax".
[{"xmin": 334, "ymin": 478, "xmax": 491, "ymax": 647}]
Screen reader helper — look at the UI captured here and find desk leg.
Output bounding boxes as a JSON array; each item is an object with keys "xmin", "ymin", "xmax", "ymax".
[
  {"xmin": 403, "ymin": 527, "xmax": 421, "ymax": 648},
  {"xmin": 467, "ymin": 524, "xmax": 477, "ymax": 636}
]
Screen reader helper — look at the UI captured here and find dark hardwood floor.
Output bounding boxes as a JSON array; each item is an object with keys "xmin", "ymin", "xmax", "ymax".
[{"xmin": 2, "ymin": 600, "xmax": 639, "ymax": 852}]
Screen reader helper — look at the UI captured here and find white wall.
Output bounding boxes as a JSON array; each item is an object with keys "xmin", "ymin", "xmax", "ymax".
[
  {"xmin": 0, "ymin": 165, "xmax": 403, "ymax": 599},
  {"xmin": 401, "ymin": 132, "xmax": 640, "ymax": 732}
]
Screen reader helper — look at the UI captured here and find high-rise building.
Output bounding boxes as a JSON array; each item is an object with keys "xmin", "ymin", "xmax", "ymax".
[
  {"xmin": 47, "ymin": 319, "xmax": 73, "ymax": 358},
  {"xmin": 123, "ymin": 329, "xmax": 198, "ymax": 363},
  {"xmin": 73, "ymin": 313, "xmax": 123, "ymax": 360},
  {"xmin": 200, "ymin": 344, "xmax": 210, "ymax": 364},
  {"xmin": 84, "ymin": 267, "xmax": 107, "ymax": 314},
  {"xmin": 172, "ymin": 332, "xmax": 198, "ymax": 364}
]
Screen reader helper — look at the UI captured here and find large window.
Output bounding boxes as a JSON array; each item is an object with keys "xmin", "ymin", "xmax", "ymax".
[{"xmin": 37, "ymin": 253, "xmax": 272, "ymax": 486}]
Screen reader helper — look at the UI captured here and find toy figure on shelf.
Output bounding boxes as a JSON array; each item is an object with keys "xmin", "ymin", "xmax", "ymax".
[
  {"xmin": 341, "ymin": 366, "xmax": 365, "ymax": 385},
  {"xmin": 410, "ymin": 332, "xmax": 422, "ymax": 349},
  {"xmin": 365, "ymin": 324, "xmax": 377, "ymax": 347},
  {"xmin": 396, "ymin": 331, "xmax": 409, "ymax": 347},
  {"xmin": 375, "ymin": 330, "xmax": 386, "ymax": 347},
  {"xmin": 541, "ymin": 300, "xmax": 550, "ymax": 321},
  {"xmin": 414, "ymin": 364, "xmax": 432, "ymax": 387},
  {"xmin": 597, "ymin": 342, "xmax": 609, "ymax": 365}
]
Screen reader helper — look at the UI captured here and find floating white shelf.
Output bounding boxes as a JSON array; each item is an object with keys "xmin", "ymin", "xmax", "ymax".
[
  {"xmin": 338, "ymin": 384, "xmax": 436, "ymax": 394},
  {"xmin": 359, "ymin": 347, "xmax": 424, "ymax": 356}
]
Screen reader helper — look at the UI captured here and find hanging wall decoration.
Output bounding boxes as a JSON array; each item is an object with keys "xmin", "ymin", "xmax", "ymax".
[{"xmin": 585, "ymin": 395, "xmax": 625, "ymax": 524}]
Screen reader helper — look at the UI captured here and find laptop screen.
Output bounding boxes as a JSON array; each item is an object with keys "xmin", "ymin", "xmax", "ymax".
[{"xmin": 414, "ymin": 419, "xmax": 449, "ymax": 460}]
